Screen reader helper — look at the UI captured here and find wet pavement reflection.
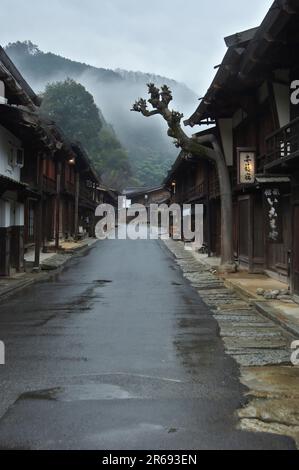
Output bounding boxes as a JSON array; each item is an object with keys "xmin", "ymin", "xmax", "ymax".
[{"xmin": 0, "ymin": 239, "xmax": 295, "ymax": 449}]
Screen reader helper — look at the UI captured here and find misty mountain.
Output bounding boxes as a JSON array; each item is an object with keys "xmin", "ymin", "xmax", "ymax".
[{"xmin": 5, "ymin": 41, "xmax": 198, "ymax": 187}]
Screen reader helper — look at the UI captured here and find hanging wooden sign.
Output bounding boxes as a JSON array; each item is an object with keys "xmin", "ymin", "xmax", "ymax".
[
  {"xmin": 237, "ymin": 148, "xmax": 256, "ymax": 185},
  {"xmin": 264, "ymin": 188, "xmax": 282, "ymax": 243}
]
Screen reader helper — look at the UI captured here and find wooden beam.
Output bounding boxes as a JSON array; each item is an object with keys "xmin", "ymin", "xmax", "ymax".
[
  {"xmin": 55, "ymin": 161, "xmax": 62, "ymax": 250},
  {"xmin": 74, "ymin": 171, "xmax": 80, "ymax": 240},
  {"xmin": 34, "ymin": 154, "xmax": 44, "ymax": 268}
]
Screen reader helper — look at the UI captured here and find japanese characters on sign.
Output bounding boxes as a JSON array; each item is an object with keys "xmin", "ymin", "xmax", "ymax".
[
  {"xmin": 264, "ymin": 188, "xmax": 282, "ymax": 243},
  {"xmin": 238, "ymin": 150, "xmax": 256, "ymax": 185}
]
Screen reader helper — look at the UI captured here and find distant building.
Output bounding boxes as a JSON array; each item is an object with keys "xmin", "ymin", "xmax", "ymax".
[{"xmin": 122, "ymin": 186, "xmax": 170, "ymax": 206}]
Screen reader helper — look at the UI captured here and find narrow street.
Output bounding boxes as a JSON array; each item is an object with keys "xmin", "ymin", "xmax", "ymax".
[{"xmin": 0, "ymin": 238, "xmax": 295, "ymax": 450}]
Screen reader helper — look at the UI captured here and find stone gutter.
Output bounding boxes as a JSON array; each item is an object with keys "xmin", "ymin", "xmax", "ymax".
[{"xmin": 186, "ymin": 244, "xmax": 299, "ymax": 339}]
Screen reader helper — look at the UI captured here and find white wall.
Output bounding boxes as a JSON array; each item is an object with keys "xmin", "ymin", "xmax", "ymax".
[
  {"xmin": 0, "ymin": 200, "xmax": 11, "ymax": 228},
  {"xmin": 0, "ymin": 124, "xmax": 22, "ymax": 182},
  {"xmin": 273, "ymin": 83, "xmax": 290, "ymax": 128},
  {"xmin": 258, "ymin": 75, "xmax": 290, "ymax": 128},
  {"xmin": 0, "ymin": 199, "xmax": 24, "ymax": 228},
  {"xmin": 0, "ymin": 80, "xmax": 6, "ymax": 103},
  {"xmin": 232, "ymin": 109, "xmax": 248, "ymax": 128},
  {"xmin": 14, "ymin": 203, "xmax": 24, "ymax": 226}
]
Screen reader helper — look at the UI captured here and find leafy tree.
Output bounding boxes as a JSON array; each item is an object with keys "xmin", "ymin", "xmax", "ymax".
[
  {"xmin": 6, "ymin": 40, "xmax": 40, "ymax": 57},
  {"xmin": 41, "ymin": 78, "xmax": 102, "ymax": 154},
  {"xmin": 96, "ymin": 125, "xmax": 132, "ymax": 188},
  {"xmin": 40, "ymin": 79, "xmax": 132, "ymax": 189},
  {"xmin": 133, "ymin": 153, "xmax": 173, "ymax": 187}
]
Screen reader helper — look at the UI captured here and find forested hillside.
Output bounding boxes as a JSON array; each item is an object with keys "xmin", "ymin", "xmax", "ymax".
[
  {"xmin": 41, "ymin": 79, "xmax": 132, "ymax": 190},
  {"xmin": 5, "ymin": 41, "xmax": 197, "ymax": 187}
]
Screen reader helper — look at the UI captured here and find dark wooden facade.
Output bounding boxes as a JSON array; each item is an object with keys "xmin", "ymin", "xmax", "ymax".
[
  {"xmin": 183, "ymin": 0, "xmax": 299, "ymax": 295},
  {"xmin": 164, "ymin": 153, "xmax": 220, "ymax": 253},
  {"xmin": 0, "ymin": 48, "xmax": 43, "ymax": 275},
  {"xmin": 0, "ymin": 46, "xmax": 111, "ymax": 276}
]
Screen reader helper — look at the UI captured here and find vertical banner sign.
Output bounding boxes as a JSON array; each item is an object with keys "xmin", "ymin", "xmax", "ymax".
[
  {"xmin": 238, "ymin": 149, "xmax": 256, "ymax": 185},
  {"xmin": 264, "ymin": 188, "xmax": 282, "ymax": 243}
]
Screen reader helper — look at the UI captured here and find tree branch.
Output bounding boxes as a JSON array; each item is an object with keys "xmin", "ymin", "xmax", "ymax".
[
  {"xmin": 131, "ymin": 83, "xmax": 235, "ymax": 267},
  {"xmin": 131, "ymin": 83, "xmax": 217, "ymax": 162}
]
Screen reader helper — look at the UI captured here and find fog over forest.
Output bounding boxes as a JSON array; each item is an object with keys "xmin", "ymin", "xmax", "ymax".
[{"xmin": 6, "ymin": 41, "xmax": 197, "ymax": 189}]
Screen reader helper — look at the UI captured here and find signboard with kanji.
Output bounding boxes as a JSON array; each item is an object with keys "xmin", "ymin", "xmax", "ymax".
[
  {"xmin": 237, "ymin": 148, "xmax": 256, "ymax": 185},
  {"xmin": 264, "ymin": 188, "xmax": 282, "ymax": 243}
]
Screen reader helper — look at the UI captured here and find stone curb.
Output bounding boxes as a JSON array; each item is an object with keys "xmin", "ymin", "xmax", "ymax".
[
  {"xmin": 253, "ymin": 301, "xmax": 299, "ymax": 338},
  {"xmin": 223, "ymin": 279, "xmax": 260, "ymax": 302},
  {"xmin": 223, "ymin": 279, "xmax": 299, "ymax": 338},
  {"xmin": 0, "ymin": 240, "xmax": 99, "ymax": 301},
  {"xmin": 188, "ymin": 248, "xmax": 299, "ymax": 339}
]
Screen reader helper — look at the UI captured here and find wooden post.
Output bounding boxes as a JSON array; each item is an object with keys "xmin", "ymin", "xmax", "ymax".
[
  {"xmin": 55, "ymin": 160, "xmax": 62, "ymax": 250},
  {"xmin": 206, "ymin": 164, "xmax": 212, "ymax": 257},
  {"xmin": 74, "ymin": 171, "xmax": 80, "ymax": 240},
  {"xmin": 34, "ymin": 154, "xmax": 44, "ymax": 268},
  {"xmin": 42, "ymin": 196, "xmax": 48, "ymax": 253}
]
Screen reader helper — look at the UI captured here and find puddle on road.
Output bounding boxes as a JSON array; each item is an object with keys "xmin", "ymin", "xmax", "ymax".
[
  {"xmin": 21, "ymin": 384, "xmax": 134, "ymax": 402},
  {"xmin": 238, "ymin": 366, "xmax": 299, "ymax": 447}
]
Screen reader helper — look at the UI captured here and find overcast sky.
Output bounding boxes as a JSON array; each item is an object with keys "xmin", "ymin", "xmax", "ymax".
[{"xmin": 1, "ymin": 0, "xmax": 273, "ymax": 94}]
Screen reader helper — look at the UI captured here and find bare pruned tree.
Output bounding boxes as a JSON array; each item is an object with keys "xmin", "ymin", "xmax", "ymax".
[{"xmin": 131, "ymin": 83, "xmax": 235, "ymax": 270}]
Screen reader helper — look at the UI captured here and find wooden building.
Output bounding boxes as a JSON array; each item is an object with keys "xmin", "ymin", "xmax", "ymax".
[
  {"xmin": 163, "ymin": 149, "xmax": 220, "ymax": 252},
  {"xmin": 121, "ymin": 186, "xmax": 170, "ymax": 226},
  {"xmin": 0, "ymin": 46, "xmax": 44, "ymax": 275},
  {"xmin": 0, "ymin": 46, "xmax": 111, "ymax": 276},
  {"xmin": 123, "ymin": 186, "xmax": 170, "ymax": 206},
  {"xmin": 21, "ymin": 121, "xmax": 80, "ymax": 255},
  {"xmin": 184, "ymin": 0, "xmax": 299, "ymax": 295},
  {"xmin": 71, "ymin": 142, "xmax": 107, "ymax": 238}
]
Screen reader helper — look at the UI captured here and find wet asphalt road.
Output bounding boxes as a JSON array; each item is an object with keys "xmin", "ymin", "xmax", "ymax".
[{"xmin": 0, "ymin": 238, "xmax": 295, "ymax": 449}]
